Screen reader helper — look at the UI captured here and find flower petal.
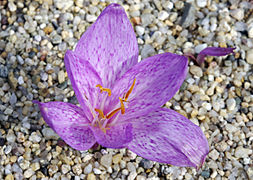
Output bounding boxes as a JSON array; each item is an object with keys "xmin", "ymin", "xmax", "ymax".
[
  {"xmin": 196, "ymin": 47, "xmax": 235, "ymax": 64},
  {"xmin": 107, "ymin": 53, "xmax": 188, "ymax": 119},
  {"xmin": 33, "ymin": 101, "xmax": 96, "ymax": 150},
  {"xmin": 90, "ymin": 123, "xmax": 132, "ymax": 149},
  {"xmin": 64, "ymin": 50, "xmax": 103, "ymax": 116},
  {"xmin": 127, "ymin": 108, "xmax": 209, "ymax": 168},
  {"xmin": 74, "ymin": 3, "xmax": 138, "ymax": 88}
]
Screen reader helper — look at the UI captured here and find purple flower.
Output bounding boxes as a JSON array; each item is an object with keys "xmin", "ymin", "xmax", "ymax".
[
  {"xmin": 33, "ymin": 4, "xmax": 209, "ymax": 168},
  {"xmin": 197, "ymin": 47, "xmax": 235, "ymax": 64},
  {"xmin": 185, "ymin": 47, "xmax": 235, "ymax": 65}
]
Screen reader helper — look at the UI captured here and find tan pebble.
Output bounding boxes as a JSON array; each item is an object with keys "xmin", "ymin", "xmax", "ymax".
[
  {"xmin": 235, "ymin": 52, "xmax": 240, "ymax": 59},
  {"xmin": 206, "ymin": 56, "xmax": 213, "ymax": 63},
  {"xmin": 220, "ymin": 109, "xmax": 227, "ymax": 117},
  {"xmin": 5, "ymin": 174, "xmax": 14, "ymax": 180},
  {"xmin": 191, "ymin": 109, "xmax": 198, "ymax": 118},
  {"xmin": 197, "ymin": 116, "xmax": 205, "ymax": 121},
  {"xmin": 44, "ymin": 26, "xmax": 53, "ymax": 34},
  {"xmin": 247, "ymin": 112, "xmax": 252, "ymax": 121},
  {"xmin": 200, "ymin": 95, "xmax": 210, "ymax": 101},
  {"xmin": 215, "ymin": 77, "xmax": 223, "ymax": 83},
  {"xmin": 235, "ymin": 88, "xmax": 241, "ymax": 96},
  {"xmin": 10, "ymin": 156, "xmax": 17, "ymax": 163},
  {"xmin": 8, "ymin": 71, "xmax": 18, "ymax": 89},
  {"xmin": 165, "ymin": 20, "xmax": 173, "ymax": 26},
  {"xmin": 24, "ymin": 168, "xmax": 34, "ymax": 178},
  {"xmin": 131, "ymin": 17, "xmax": 141, "ymax": 25},
  {"xmin": 36, "ymin": 171, "xmax": 45, "ymax": 178},
  {"xmin": 215, "ymin": 86, "xmax": 224, "ymax": 93},
  {"xmin": 189, "ymin": 65, "xmax": 203, "ymax": 77},
  {"xmin": 206, "ymin": 87, "xmax": 214, "ymax": 96},
  {"xmin": 83, "ymin": 154, "xmax": 93, "ymax": 162},
  {"xmin": 56, "ymin": 146, "xmax": 62, "ymax": 153},
  {"xmin": 61, "ymin": 30, "xmax": 69, "ymax": 39},
  {"xmin": 72, "ymin": 164, "xmax": 82, "ymax": 175},
  {"xmin": 48, "ymin": 75, "xmax": 53, "ymax": 86},
  {"xmin": 219, "ymin": 42, "xmax": 227, "ymax": 48},
  {"xmin": 58, "ymin": 70, "xmax": 65, "ymax": 84},
  {"xmin": 178, "ymin": 110, "xmax": 187, "ymax": 118},
  {"xmin": 112, "ymin": 154, "xmax": 122, "ymax": 164},
  {"xmin": 87, "ymin": 173, "xmax": 96, "ymax": 180},
  {"xmin": 31, "ymin": 162, "xmax": 40, "ymax": 171},
  {"xmin": 188, "ymin": 85, "xmax": 199, "ymax": 93},
  {"xmin": 241, "ymin": 102, "xmax": 248, "ymax": 108}
]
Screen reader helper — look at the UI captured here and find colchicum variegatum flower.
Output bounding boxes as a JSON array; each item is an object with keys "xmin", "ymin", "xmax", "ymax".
[{"xmin": 34, "ymin": 3, "xmax": 212, "ymax": 168}]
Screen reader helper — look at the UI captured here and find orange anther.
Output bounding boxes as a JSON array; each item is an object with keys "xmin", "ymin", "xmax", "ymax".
[
  {"xmin": 96, "ymin": 84, "xmax": 111, "ymax": 96},
  {"xmin": 95, "ymin": 108, "xmax": 105, "ymax": 119},
  {"xmin": 119, "ymin": 97, "xmax": 125, "ymax": 114},
  {"xmin": 124, "ymin": 78, "xmax": 136, "ymax": 101},
  {"xmin": 106, "ymin": 107, "xmax": 121, "ymax": 119}
]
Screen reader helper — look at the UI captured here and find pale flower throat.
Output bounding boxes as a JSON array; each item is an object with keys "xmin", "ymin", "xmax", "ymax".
[{"xmin": 88, "ymin": 78, "xmax": 136, "ymax": 133}]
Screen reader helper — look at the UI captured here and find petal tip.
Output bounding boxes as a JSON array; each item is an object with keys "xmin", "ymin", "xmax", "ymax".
[
  {"xmin": 104, "ymin": 3, "xmax": 123, "ymax": 11},
  {"xmin": 32, "ymin": 100, "xmax": 40, "ymax": 105},
  {"xmin": 196, "ymin": 47, "xmax": 236, "ymax": 65},
  {"xmin": 100, "ymin": 3, "xmax": 126, "ymax": 17}
]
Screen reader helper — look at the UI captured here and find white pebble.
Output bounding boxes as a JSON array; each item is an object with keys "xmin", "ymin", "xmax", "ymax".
[
  {"xmin": 158, "ymin": 11, "xmax": 169, "ymax": 21},
  {"xmin": 194, "ymin": 44, "xmax": 207, "ymax": 54},
  {"xmin": 86, "ymin": 14, "xmax": 97, "ymax": 22},
  {"xmin": 196, "ymin": 0, "xmax": 207, "ymax": 8},
  {"xmin": 135, "ymin": 26, "xmax": 145, "ymax": 36},
  {"xmin": 18, "ymin": 76, "xmax": 24, "ymax": 85},
  {"xmin": 226, "ymin": 98, "xmax": 236, "ymax": 111},
  {"xmin": 93, "ymin": 168, "xmax": 101, "ymax": 174}
]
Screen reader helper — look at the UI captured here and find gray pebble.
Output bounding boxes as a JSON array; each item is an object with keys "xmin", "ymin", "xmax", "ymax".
[
  {"xmin": 42, "ymin": 128, "xmax": 59, "ymax": 140},
  {"xmin": 100, "ymin": 154, "xmax": 112, "ymax": 168},
  {"xmin": 0, "ymin": 65, "xmax": 8, "ymax": 78},
  {"xmin": 17, "ymin": 55, "xmax": 24, "ymax": 65},
  {"xmin": 141, "ymin": 44, "xmax": 155, "ymax": 59},
  {"xmin": 84, "ymin": 164, "xmax": 92, "ymax": 174},
  {"xmin": 10, "ymin": 93, "xmax": 17, "ymax": 105}
]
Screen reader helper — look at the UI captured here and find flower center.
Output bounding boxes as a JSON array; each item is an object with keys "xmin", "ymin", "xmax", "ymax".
[{"xmin": 91, "ymin": 78, "xmax": 136, "ymax": 133}]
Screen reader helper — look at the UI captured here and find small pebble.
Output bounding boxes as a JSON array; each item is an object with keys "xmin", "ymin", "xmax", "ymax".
[
  {"xmin": 100, "ymin": 154, "xmax": 112, "ymax": 168},
  {"xmin": 190, "ymin": 65, "xmax": 203, "ymax": 77},
  {"xmin": 84, "ymin": 164, "xmax": 92, "ymax": 174},
  {"xmin": 58, "ymin": 70, "xmax": 65, "ymax": 84},
  {"xmin": 196, "ymin": 0, "xmax": 207, "ymax": 8},
  {"xmin": 246, "ymin": 49, "xmax": 253, "ymax": 64},
  {"xmin": 226, "ymin": 98, "xmax": 236, "ymax": 111}
]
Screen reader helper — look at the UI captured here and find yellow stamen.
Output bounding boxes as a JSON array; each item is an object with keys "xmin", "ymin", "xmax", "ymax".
[
  {"xmin": 124, "ymin": 78, "xmax": 136, "ymax": 101},
  {"xmin": 101, "ymin": 127, "xmax": 110, "ymax": 134},
  {"xmin": 96, "ymin": 84, "xmax": 111, "ymax": 96},
  {"xmin": 119, "ymin": 97, "xmax": 125, "ymax": 114},
  {"xmin": 92, "ymin": 78, "xmax": 137, "ymax": 133},
  {"xmin": 106, "ymin": 107, "xmax": 121, "ymax": 119},
  {"xmin": 95, "ymin": 108, "xmax": 105, "ymax": 119}
]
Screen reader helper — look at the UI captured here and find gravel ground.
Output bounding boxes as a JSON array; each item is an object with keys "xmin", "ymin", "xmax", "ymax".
[{"xmin": 0, "ymin": 0, "xmax": 253, "ymax": 179}]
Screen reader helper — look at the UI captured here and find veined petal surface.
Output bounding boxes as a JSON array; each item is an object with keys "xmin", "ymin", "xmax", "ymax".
[
  {"xmin": 75, "ymin": 3, "xmax": 138, "ymax": 88},
  {"xmin": 90, "ymin": 123, "xmax": 133, "ymax": 149},
  {"xmin": 64, "ymin": 50, "xmax": 103, "ymax": 116},
  {"xmin": 33, "ymin": 101, "xmax": 96, "ymax": 151},
  {"xmin": 127, "ymin": 108, "xmax": 209, "ymax": 168},
  {"xmin": 108, "ymin": 53, "xmax": 188, "ymax": 119},
  {"xmin": 196, "ymin": 47, "xmax": 235, "ymax": 64}
]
